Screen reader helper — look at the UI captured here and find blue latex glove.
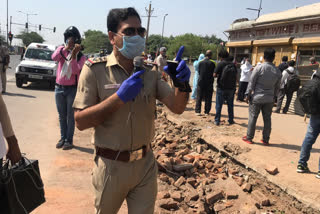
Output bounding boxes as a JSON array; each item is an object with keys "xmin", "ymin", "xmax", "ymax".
[
  {"xmin": 164, "ymin": 46, "xmax": 191, "ymax": 83},
  {"xmin": 116, "ymin": 70, "xmax": 145, "ymax": 103}
]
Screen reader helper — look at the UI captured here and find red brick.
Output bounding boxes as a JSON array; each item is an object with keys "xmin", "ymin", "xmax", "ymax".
[
  {"xmin": 183, "ymin": 154, "xmax": 195, "ymax": 163},
  {"xmin": 192, "ymin": 159, "xmax": 199, "ymax": 168},
  {"xmin": 159, "ymin": 174, "xmax": 169, "ymax": 183},
  {"xmin": 225, "ymin": 201, "xmax": 233, "ymax": 208},
  {"xmin": 174, "ymin": 176, "xmax": 186, "ymax": 187},
  {"xmin": 206, "ymin": 162, "xmax": 214, "ymax": 169},
  {"xmin": 206, "ymin": 190, "xmax": 224, "ymax": 204},
  {"xmin": 265, "ymin": 165, "xmax": 279, "ymax": 175},
  {"xmin": 187, "ymin": 177, "xmax": 197, "ymax": 187},
  {"xmin": 251, "ymin": 190, "xmax": 271, "ymax": 206},
  {"xmin": 159, "ymin": 198, "xmax": 179, "ymax": 210},
  {"xmin": 176, "ymin": 148, "xmax": 189, "ymax": 156},
  {"xmin": 171, "ymin": 191, "xmax": 183, "ymax": 202},
  {"xmin": 157, "ymin": 191, "xmax": 170, "ymax": 199},
  {"xmin": 242, "ymin": 183, "xmax": 252, "ymax": 192},
  {"xmin": 182, "ymin": 135, "xmax": 189, "ymax": 141}
]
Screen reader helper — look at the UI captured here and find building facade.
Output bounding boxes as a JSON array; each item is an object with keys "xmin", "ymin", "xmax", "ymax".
[
  {"xmin": 226, "ymin": 3, "xmax": 320, "ymax": 67},
  {"xmin": 225, "ymin": 3, "xmax": 320, "ymax": 115}
]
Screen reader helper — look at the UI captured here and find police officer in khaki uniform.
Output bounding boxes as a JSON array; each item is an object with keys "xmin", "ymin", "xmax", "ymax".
[
  {"xmin": 0, "ymin": 41, "xmax": 10, "ymax": 93},
  {"xmin": 73, "ymin": 7, "xmax": 191, "ymax": 214}
]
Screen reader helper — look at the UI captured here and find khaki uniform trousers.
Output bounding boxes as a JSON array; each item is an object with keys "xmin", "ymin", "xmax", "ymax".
[
  {"xmin": 93, "ymin": 150, "xmax": 158, "ymax": 214},
  {"xmin": 0, "ymin": 65, "xmax": 6, "ymax": 92}
]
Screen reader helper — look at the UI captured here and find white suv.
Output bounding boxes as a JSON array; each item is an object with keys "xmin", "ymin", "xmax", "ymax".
[{"xmin": 15, "ymin": 43, "xmax": 57, "ymax": 88}]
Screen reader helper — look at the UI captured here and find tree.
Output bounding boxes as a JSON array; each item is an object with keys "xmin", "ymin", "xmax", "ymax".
[
  {"xmin": 82, "ymin": 30, "xmax": 112, "ymax": 54},
  {"xmin": 146, "ymin": 34, "xmax": 170, "ymax": 55},
  {"xmin": 166, "ymin": 34, "xmax": 204, "ymax": 60},
  {"xmin": 165, "ymin": 33, "xmax": 225, "ymax": 61},
  {"xmin": 15, "ymin": 32, "xmax": 44, "ymax": 46}
]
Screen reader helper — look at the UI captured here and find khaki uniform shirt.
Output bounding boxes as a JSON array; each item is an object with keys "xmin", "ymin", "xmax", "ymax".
[{"xmin": 73, "ymin": 52, "xmax": 172, "ymax": 151}]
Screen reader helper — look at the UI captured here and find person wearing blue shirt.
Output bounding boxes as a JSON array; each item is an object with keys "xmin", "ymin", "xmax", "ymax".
[{"xmin": 191, "ymin": 54, "xmax": 205, "ymax": 100}]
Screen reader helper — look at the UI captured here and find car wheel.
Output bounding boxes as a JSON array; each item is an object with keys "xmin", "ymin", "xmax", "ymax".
[{"xmin": 16, "ymin": 78, "xmax": 23, "ymax": 88}]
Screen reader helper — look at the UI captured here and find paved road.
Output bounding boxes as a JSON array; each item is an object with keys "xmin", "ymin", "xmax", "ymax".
[{"xmin": 3, "ymin": 55, "xmax": 94, "ymax": 214}]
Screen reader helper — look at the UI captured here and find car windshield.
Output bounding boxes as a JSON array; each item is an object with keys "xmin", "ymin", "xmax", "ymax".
[{"xmin": 25, "ymin": 48, "xmax": 53, "ymax": 61}]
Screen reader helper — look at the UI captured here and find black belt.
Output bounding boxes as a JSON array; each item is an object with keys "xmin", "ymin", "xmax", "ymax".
[
  {"xmin": 55, "ymin": 83, "xmax": 77, "ymax": 88},
  {"xmin": 95, "ymin": 145, "xmax": 150, "ymax": 162}
]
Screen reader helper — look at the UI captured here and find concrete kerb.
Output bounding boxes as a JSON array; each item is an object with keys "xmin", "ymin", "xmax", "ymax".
[{"xmin": 164, "ymin": 109, "xmax": 320, "ymax": 211}]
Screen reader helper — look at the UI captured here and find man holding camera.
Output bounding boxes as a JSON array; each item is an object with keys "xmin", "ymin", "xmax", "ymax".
[
  {"xmin": 52, "ymin": 26, "xmax": 86, "ymax": 150},
  {"xmin": 73, "ymin": 7, "xmax": 190, "ymax": 214}
]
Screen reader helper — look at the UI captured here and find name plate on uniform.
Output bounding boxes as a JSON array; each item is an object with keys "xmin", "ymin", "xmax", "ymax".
[{"xmin": 104, "ymin": 84, "xmax": 120, "ymax": 90}]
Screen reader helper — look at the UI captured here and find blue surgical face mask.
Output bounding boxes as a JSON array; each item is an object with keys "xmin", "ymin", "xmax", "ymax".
[{"xmin": 116, "ymin": 34, "xmax": 146, "ymax": 59}]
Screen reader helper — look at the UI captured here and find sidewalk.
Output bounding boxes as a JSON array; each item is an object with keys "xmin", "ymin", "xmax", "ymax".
[{"xmin": 165, "ymin": 98, "xmax": 320, "ymax": 211}]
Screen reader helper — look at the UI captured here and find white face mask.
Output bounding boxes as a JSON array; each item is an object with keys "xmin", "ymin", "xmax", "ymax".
[
  {"xmin": 115, "ymin": 34, "xmax": 146, "ymax": 59},
  {"xmin": 245, "ymin": 61, "xmax": 250, "ymax": 65}
]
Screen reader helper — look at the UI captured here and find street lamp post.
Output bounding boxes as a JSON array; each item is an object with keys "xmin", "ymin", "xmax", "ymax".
[
  {"xmin": 161, "ymin": 14, "xmax": 168, "ymax": 42},
  {"xmin": 18, "ymin": 10, "xmax": 37, "ymax": 33}
]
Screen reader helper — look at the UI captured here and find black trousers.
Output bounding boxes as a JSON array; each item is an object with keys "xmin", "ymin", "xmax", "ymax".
[
  {"xmin": 195, "ymin": 84, "xmax": 213, "ymax": 114},
  {"xmin": 276, "ymin": 88, "xmax": 294, "ymax": 113},
  {"xmin": 237, "ymin": 81, "xmax": 248, "ymax": 101}
]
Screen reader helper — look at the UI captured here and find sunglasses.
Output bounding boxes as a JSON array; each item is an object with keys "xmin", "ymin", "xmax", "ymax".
[{"xmin": 119, "ymin": 27, "xmax": 146, "ymax": 37}]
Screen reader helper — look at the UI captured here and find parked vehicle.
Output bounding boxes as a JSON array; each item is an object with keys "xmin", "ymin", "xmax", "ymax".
[{"xmin": 15, "ymin": 43, "xmax": 57, "ymax": 88}]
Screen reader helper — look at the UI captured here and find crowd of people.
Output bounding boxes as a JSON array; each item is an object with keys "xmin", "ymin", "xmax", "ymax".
[
  {"xmin": 1, "ymin": 6, "xmax": 320, "ymax": 213},
  {"xmin": 190, "ymin": 48, "xmax": 320, "ymax": 180}
]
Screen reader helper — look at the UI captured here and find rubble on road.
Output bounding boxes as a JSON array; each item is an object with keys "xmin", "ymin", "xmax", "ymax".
[{"xmin": 152, "ymin": 108, "xmax": 319, "ymax": 213}]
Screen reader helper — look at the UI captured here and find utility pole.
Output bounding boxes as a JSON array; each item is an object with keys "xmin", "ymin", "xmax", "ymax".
[
  {"xmin": 18, "ymin": 11, "xmax": 38, "ymax": 33},
  {"xmin": 246, "ymin": 0, "xmax": 263, "ymax": 18},
  {"xmin": 6, "ymin": 0, "xmax": 9, "ymax": 46},
  {"xmin": 142, "ymin": 1, "xmax": 157, "ymax": 52},
  {"xmin": 10, "ymin": 16, "xmax": 12, "ymax": 32}
]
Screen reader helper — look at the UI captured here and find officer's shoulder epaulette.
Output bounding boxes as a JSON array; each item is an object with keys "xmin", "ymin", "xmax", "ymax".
[{"xmin": 85, "ymin": 56, "xmax": 108, "ymax": 67}]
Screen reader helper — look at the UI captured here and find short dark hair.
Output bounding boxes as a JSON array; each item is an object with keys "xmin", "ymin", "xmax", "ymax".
[
  {"xmin": 218, "ymin": 49, "xmax": 229, "ymax": 59},
  {"xmin": 205, "ymin": 50, "xmax": 212, "ymax": 57},
  {"xmin": 282, "ymin": 56, "xmax": 288, "ymax": 62},
  {"xmin": 228, "ymin": 55, "xmax": 234, "ymax": 62},
  {"xmin": 264, "ymin": 48, "xmax": 276, "ymax": 62},
  {"xmin": 107, "ymin": 7, "xmax": 141, "ymax": 33},
  {"xmin": 288, "ymin": 60, "xmax": 296, "ymax": 67}
]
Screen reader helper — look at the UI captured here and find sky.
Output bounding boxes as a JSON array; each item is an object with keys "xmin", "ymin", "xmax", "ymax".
[{"xmin": 1, "ymin": 0, "xmax": 320, "ymax": 46}]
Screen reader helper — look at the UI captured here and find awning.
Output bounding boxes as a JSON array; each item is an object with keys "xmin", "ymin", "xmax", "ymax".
[
  {"xmin": 253, "ymin": 37, "xmax": 292, "ymax": 46},
  {"xmin": 226, "ymin": 40, "xmax": 252, "ymax": 47},
  {"xmin": 292, "ymin": 37, "xmax": 320, "ymax": 45}
]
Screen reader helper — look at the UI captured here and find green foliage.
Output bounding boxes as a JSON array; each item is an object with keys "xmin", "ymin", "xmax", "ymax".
[
  {"xmin": 146, "ymin": 33, "xmax": 224, "ymax": 61},
  {"xmin": 82, "ymin": 30, "xmax": 112, "ymax": 54},
  {"xmin": 146, "ymin": 34, "xmax": 170, "ymax": 55},
  {"xmin": 15, "ymin": 32, "xmax": 44, "ymax": 46}
]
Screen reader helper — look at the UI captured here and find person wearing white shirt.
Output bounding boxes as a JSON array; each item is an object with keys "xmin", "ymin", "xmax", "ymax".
[{"xmin": 237, "ymin": 58, "xmax": 253, "ymax": 101}]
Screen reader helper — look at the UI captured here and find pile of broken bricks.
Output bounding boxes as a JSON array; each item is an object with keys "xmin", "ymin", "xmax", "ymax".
[{"xmin": 152, "ymin": 113, "xmax": 273, "ymax": 213}]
